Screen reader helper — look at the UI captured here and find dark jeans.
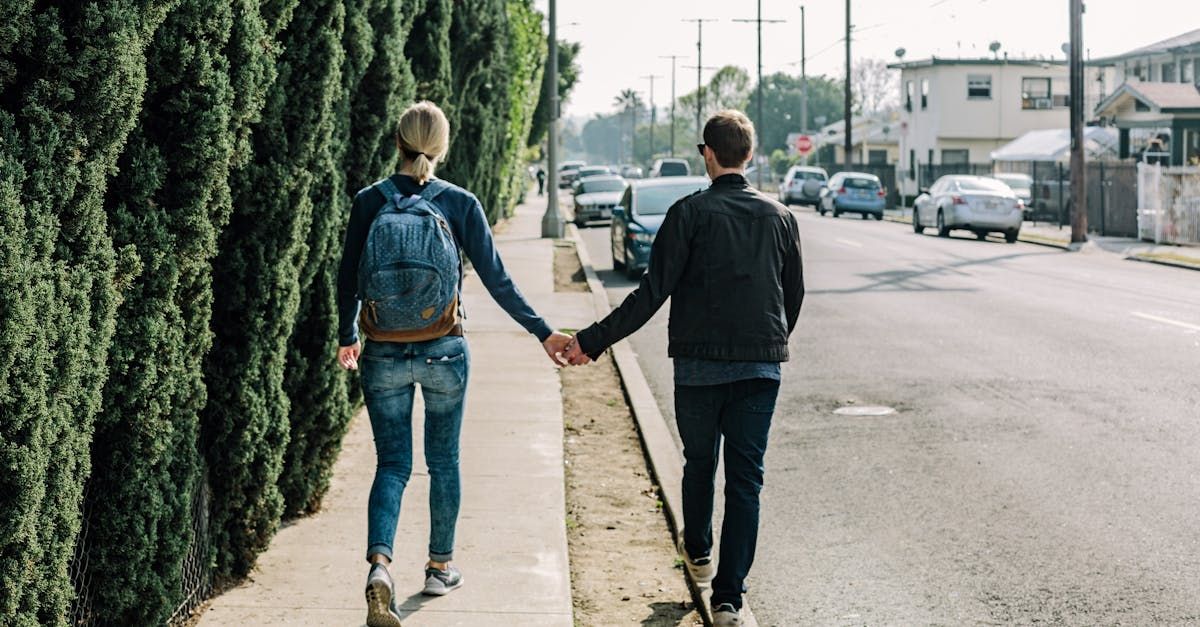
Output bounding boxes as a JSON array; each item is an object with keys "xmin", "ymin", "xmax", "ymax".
[
  {"xmin": 361, "ymin": 336, "xmax": 470, "ymax": 564},
  {"xmin": 675, "ymin": 378, "xmax": 779, "ymax": 610}
]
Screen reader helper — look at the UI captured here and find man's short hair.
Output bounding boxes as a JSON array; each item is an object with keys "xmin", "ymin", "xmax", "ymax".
[{"xmin": 703, "ymin": 110, "xmax": 756, "ymax": 168}]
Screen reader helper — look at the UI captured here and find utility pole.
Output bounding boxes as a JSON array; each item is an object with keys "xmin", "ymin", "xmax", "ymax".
[
  {"xmin": 642, "ymin": 74, "xmax": 663, "ymax": 160},
  {"xmin": 843, "ymin": 0, "xmax": 853, "ymax": 171},
  {"xmin": 541, "ymin": 0, "xmax": 561, "ymax": 238},
  {"xmin": 1069, "ymin": 0, "xmax": 1087, "ymax": 244},
  {"xmin": 800, "ymin": 5, "xmax": 807, "ymax": 137},
  {"xmin": 683, "ymin": 18, "xmax": 716, "ymax": 141},
  {"xmin": 660, "ymin": 55, "xmax": 684, "ymax": 157},
  {"xmin": 734, "ymin": 1, "xmax": 785, "ymax": 189}
]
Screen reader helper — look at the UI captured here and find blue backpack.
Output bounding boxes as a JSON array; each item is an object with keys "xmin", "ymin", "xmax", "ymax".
[{"xmin": 358, "ymin": 177, "xmax": 461, "ymax": 341}]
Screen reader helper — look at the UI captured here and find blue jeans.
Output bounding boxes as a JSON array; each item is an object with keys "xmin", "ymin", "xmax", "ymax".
[
  {"xmin": 361, "ymin": 336, "xmax": 470, "ymax": 563},
  {"xmin": 674, "ymin": 378, "xmax": 779, "ymax": 610}
]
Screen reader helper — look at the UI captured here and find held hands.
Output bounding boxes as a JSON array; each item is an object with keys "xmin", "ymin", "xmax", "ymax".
[{"xmin": 542, "ymin": 331, "xmax": 592, "ymax": 367}]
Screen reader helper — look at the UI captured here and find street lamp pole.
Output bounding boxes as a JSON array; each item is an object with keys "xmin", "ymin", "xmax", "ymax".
[
  {"xmin": 843, "ymin": 0, "xmax": 853, "ymax": 171},
  {"xmin": 683, "ymin": 18, "xmax": 716, "ymax": 141},
  {"xmin": 642, "ymin": 74, "xmax": 663, "ymax": 160},
  {"xmin": 541, "ymin": 0, "xmax": 562, "ymax": 238},
  {"xmin": 800, "ymin": 5, "xmax": 807, "ymax": 136}
]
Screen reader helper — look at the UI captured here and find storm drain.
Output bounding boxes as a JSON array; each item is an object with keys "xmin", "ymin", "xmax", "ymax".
[{"xmin": 833, "ymin": 405, "xmax": 896, "ymax": 416}]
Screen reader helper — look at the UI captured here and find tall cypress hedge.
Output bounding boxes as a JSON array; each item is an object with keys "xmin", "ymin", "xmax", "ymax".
[
  {"xmin": 79, "ymin": 0, "xmax": 287, "ymax": 622},
  {"xmin": 407, "ymin": 0, "xmax": 453, "ymax": 104},
  {"xmin": 201, "ymin": 0, "xmax": 344, "ymax": 580},
  {"xmin": 278, "ymin": 0, "xmax": 425, "ymax": 518},
  {"xmin": 0, "ymin": 3, "xmax": 169, "ymax": 624},
  {"xmin": 496, "ymin": 0, "xmax": 546, "ymax": 215}
]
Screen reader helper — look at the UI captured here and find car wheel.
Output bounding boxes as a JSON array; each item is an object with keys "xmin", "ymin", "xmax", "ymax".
[
  {"xmin": 912, "ymin": 209, "xmax": 925, "ymax": 234},
  {"xmin": 975, "ymin": 231, "xmax": 987, "ymax": 240},
  {"xmin": 872, "ymin": 212, "xmax": 883, "ymax": 220},
  {"xmin": 860, "ymin": 212, "xmax": 868, "ymax": 220},
  {"xmin": 1005, "ymin": 229, "xmax": 1019, "ymax": 244},
  {"xmin": 818, "ymin": 205, "xmax": 826, "ymax": 216},
  {"xmin": 832, "ymin": 204, "xmax": 841, "ymax": 218},
  {"xmin": 937, "ymin": 210, "xmax": 950, "ymax": 237}
]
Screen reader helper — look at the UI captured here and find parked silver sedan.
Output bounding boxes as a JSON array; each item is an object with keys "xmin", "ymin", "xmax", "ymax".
[{"xmin": 913, "ymin": 175, "xmax": 1025, "ymax": 243}]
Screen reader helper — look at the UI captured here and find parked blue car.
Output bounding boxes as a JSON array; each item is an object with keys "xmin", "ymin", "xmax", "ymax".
[
  {"xmin": 818, "ymin": 171, "xmax": 886, "ymax": 219},
  {"xmin": 610, "ymin": 176, "xmax": 710, "ymax": 279}
]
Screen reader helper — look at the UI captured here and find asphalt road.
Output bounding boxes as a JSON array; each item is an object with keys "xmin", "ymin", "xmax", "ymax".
[{"xmin": 575, "ymin": 204, "xmax": 1200, "ymax": 626}]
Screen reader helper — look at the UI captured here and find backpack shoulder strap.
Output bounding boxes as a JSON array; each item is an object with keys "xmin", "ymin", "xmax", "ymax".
[
  {"xmin": 419, "ymin": 178, "xmax": 450, "ymax": 202},
  {"xmin": 374, "ymin": 177, "xmax": 403, "ymax": 206}
]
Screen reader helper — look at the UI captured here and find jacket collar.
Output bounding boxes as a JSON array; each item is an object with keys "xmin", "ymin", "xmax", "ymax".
[{"xmin": 712, "ymin": 173, "xmax": 748, "ymax": 187}]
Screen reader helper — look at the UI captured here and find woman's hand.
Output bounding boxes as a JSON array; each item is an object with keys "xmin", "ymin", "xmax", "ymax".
[
  {"xmin": 337, "ymin": 342, "xmax": 361, "ymax": 370},
  {"xmin": 542, "ymin": 331, "xmax": 572, "ymax": 367}
]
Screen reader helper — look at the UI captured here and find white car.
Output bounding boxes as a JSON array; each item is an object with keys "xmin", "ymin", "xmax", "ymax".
[
  {"xmin": 572, "ymin": 175, "xmax": 627, "ymax": 225},
  {"xmin": 913, "ymin": 175, "xmax": 1024, "ymax": 243},
  {"xmin": 778, "ymin": 166, "xmax": 828, "ymax": 207}
]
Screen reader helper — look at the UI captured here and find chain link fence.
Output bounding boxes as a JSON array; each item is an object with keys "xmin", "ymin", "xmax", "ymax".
[
  {"xmin": 69, "ymin": 467, "xmax": 213, "ymax": 626},
  {"xmin": 1138, "ymin": 163, "xmax": 1200, "ymax": 244}
]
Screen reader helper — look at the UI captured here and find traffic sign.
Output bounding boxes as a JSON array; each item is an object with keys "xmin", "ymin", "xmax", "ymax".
[{"xmin": 795, "ymin": 134, "xmax": 814, "ymax": 156}]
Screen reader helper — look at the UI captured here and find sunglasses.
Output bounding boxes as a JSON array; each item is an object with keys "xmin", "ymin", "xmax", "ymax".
[{"xmin": 696, "ymin": 143, "xmax": 707, "ymax": 156}]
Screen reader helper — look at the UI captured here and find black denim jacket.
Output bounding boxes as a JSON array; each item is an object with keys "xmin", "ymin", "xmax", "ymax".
[{"xmin": 576, "ymin": 174, "xmax": 804, "ymax": 362}]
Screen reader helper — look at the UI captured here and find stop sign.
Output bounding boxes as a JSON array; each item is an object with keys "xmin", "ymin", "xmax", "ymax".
[{"xmin": 795, "ymin": 134, "xmax": 813, "ymax": 156}]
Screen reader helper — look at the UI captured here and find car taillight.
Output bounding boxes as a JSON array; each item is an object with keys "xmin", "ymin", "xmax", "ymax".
[
  {"xmin": 1016, "ymin": 199, "xmax": 1025, "ymax": 209},
  {"xmin": 839, "ymin": 187, "xmax": 847, "ymax": 194},
  {"xmin": 952, "ymin": 195, "xmax": 967, "ymax": 205},
  {"xmin": 877, "ymin": 188, "xmax": 886, "ymax": 197}
]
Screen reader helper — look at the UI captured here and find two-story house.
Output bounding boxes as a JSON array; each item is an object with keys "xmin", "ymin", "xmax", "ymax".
[
  {"xmin": 888, "ymin": 56, "xmax": 1069, "ymax": 195},
  {"xmin": 1091, "ymin": 29, "xmax": 1200, "ymax": 165}
]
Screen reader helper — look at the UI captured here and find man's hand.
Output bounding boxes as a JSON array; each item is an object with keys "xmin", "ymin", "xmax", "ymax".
[
  {"xmin": 564, "ymin": 337, "xmax": 592, "ymax": 366},
  {"xmin": 337, "ymin": 342, "xmax": 361, "ymax": 370},
  {"xmin": 542, "ymin": 331, "xmax": 573, "ymax": 367}
]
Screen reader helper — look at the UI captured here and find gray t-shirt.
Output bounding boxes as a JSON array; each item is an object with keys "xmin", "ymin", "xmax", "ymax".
[{"xmin": 673, "ymin": 357, "xmax": 781, "ymax": 387}]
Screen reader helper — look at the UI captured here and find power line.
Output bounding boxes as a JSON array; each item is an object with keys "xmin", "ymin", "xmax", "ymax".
[
  {"xmin": 732, "ymin": 1, "xmax": 786, "ymax": 189},
  {"xmin": 659, "ymin": 55, "xmax": 685, "ymax": 157}
]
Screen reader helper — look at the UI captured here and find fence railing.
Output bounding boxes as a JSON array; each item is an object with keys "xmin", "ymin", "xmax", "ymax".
[{"xmin": 1138, "ymin": 163, "xmax": 1200, "ymax": 245}]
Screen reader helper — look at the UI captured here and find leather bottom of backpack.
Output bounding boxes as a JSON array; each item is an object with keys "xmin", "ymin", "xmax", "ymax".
[{"xmin": 361, "ymin": 295, "xmax": 461, "ymax": 343}]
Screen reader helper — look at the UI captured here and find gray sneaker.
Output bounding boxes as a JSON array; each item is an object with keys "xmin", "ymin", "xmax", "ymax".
[
  {"xmin": 677, "ymin": 534, "xmax": 715, "ymax": 585},
  {"xmin": 422, "ymin": 564, "xmax": 464, "ymax": 596},
  {"xmin": 365, "ymin": 563, "xmax": 402, "ymax": 627},
  {"xmin": 712, "ymin": 602, "xmax": 741, "ymax": 627}
]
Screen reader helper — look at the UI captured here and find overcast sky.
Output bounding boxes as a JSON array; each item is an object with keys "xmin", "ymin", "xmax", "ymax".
[{"xmin": 532, "ymin": 0, "xmax": 1195, "ymax": 119}]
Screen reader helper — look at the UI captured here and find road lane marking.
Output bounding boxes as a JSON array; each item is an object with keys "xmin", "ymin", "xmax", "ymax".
[
  {"xmin": 1132, "ymin": 311, "xmax": 1200, "ymax": 333},
  {"xmin": 834, "ymin": 237, "xmax": 863, "ymax": 248}
]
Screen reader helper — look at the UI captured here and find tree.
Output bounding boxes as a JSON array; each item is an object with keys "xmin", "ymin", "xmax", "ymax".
[
  {"xmin": 852, "ymin": 57, "xmax": 899, "ymax": 117},
  {"xmin": 407, "ymin": 0, "xmax": 453, "ymax": 105},
  {"xmin": 0, "ymin": 2, "xmax": 171, "ymax": 624},
  {"xmin": 201, "ymin": 0, "xmax": 343, "ymax": 581},
  {"xmin": 613, "ymin": 88, "xmax": 644, "ymax": 164},
  {"xmin": 528, "ymin": 39, "xmax": 582, "ymax": 150},
  {"xmin": 748, "ymin": 72, "xmax": 845, "ymax": 154}
]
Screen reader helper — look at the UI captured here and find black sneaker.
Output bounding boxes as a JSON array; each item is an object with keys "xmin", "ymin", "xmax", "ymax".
[
  {"xmin": 712, "ymin": 602, "xmax": 741, "ymax": 627},
  {"xmin": 422, "ymin": 564, "xmax": 464, "ymax": 596},
  {"xmin": 365, "ymin": 563, "xmax": 402, "ymax": 627}
]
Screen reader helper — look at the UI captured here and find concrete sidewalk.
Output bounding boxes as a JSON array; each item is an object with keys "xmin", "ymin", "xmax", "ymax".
[{"xmin": 200, "ymin": 194, "xmax": 593, "ymax": 626}]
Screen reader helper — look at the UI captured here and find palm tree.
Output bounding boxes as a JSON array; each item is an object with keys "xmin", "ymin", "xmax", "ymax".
[{"xmin": 613, "ymin": 88, "xmax": 643, "ymax": 164}]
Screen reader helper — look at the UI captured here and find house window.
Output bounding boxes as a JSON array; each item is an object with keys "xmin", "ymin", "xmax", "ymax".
[
  {"xmin": 1135, "ymin": 99, "xmax": 1151, "ymax": 112},
  {"xmin": 1183, "ymin": 59, "xmax": 1194, "ymax": 84},
  {"xmin": 1132, "ymin": 61, "xmax": 1143, "ymax": 80},
  {"xmin": 868, "ymin": 149, "xmax": 888, "ymax": 165},
  {"xmin": 1162, "ymin": 62, "xmax": 1176, "ymax": 82},
  {"xmin": 1051, "ymin": 78, "xmax": 1070, "ymax": 107},
  {"xmin": 967, "ymin": 74, "xmax": 992, "ymax": 99},
  {"xmin": 905, "ymin": 80, "xmax": 914, "ymax": 111},
  {"xmin": 1022, "ymin": 77, "xmax": 1052, "ymax": 109},
  {"xmin": 941, "ymin": 149, "xmax": 969, "ymax": 165},
  {"xmin": 921, "ymin": 78, "xmax": 929, "ymax": 109}
]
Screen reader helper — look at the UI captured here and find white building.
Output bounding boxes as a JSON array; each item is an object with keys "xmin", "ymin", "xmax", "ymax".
[{"xmin": 888, "ymin": 56, "xmax": 1070, "ymax": 194}]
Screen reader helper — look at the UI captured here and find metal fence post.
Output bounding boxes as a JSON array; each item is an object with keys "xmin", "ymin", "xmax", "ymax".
[
  {"xmin": 1058, "ymin": 162, "xmax": 1066, "ymax": 229},
  {"xmin": 1099, "ymin": 160, "xmax": 1106, "ymax": 236}
]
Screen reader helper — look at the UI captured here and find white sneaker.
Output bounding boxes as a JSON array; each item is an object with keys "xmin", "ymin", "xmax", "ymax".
[
  {"xmin": 713, "ymin": 602, "xmax": 742, "ymax": 627},
  {"xmin": 676, "ymin": 533, "xmax": 715, "ymax": 584},
  {"xmin": 422, "ymin": 564, "xmax": 464, "ymax": 596}
]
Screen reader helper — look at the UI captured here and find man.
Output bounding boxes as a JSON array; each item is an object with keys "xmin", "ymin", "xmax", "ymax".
[
  {"xmin": 536, "ymin": 165, "xmax": 546, "ymax": 196},
  {"xmin": 564, "ymin": 110, "xmax": 804, "ymax": 626}
]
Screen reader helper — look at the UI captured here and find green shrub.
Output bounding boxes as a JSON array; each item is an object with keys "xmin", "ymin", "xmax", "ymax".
[
  {"xmin": 201, "ymin": 0, "xmax": 344, "ymax": 581},
  {"xmin": 0, "ymin": 2, "xmax": 169, "ymax": 624}
]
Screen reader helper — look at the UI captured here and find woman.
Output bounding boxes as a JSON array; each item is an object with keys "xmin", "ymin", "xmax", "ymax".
[{"xmin": 335, "ymin": 101, "xmax": 571, "ymax": 627}]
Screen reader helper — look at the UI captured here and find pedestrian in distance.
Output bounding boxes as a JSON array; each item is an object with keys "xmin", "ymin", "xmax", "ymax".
[
  {"xmin": 335, "ymin": 101, "xmax": 573, "ymax": 627},
  {"xmin": 536, "ymin": 165, "xmax": 546, "ymax": 196},
  {"xmin": 563, "ymin": 110, "xmax": 805, "ymax": 627}
]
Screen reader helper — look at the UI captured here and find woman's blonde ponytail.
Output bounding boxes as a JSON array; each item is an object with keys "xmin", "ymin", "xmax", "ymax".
[{"xmin": 397, "ymin": 101, "xmax": 450, "ymax": 184}]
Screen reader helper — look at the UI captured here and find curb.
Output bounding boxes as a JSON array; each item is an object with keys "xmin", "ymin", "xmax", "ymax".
[
  {"xmin": 1127, "ymin": 253, "xmax": 1200, "ymax": 272},
  {"xmin": 564, "ymin": 225, "xmax": 760, "ymax": 627}
]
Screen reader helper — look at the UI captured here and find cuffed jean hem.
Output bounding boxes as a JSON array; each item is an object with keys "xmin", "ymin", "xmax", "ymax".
[
  {"xmin": 429, "ymin": 549, "xmax": 454, "ymax": 562},
  {"xmin": 366, "ymin": 543, "xmax": 393, "ymax": 563}
]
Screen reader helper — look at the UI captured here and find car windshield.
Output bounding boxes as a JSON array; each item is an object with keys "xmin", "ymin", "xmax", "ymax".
[
  {"xmin": 957, "ymin": 178, "xmax": 1012, "ymax": 193},
  {"xmin": 579, "ymin": 168, "xmax": 608, "ymax": 176},
  {"xmin": 658, "ymin": 162, "xmax": 689, "ymax": 176},
  {"xmin": 635, "ymin": 182, "xmax": 707, "ymax": 215},
  {"xmin": 581, "ymin": 179, "xmax": 626, "ymax": 193},
  {"xmin": 843, "ymin": 177, "xmax": 879, "ymax": 189},
  {"xmin": 792, "ymin": 171, "xmax": 826, "ymax": 181}
]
